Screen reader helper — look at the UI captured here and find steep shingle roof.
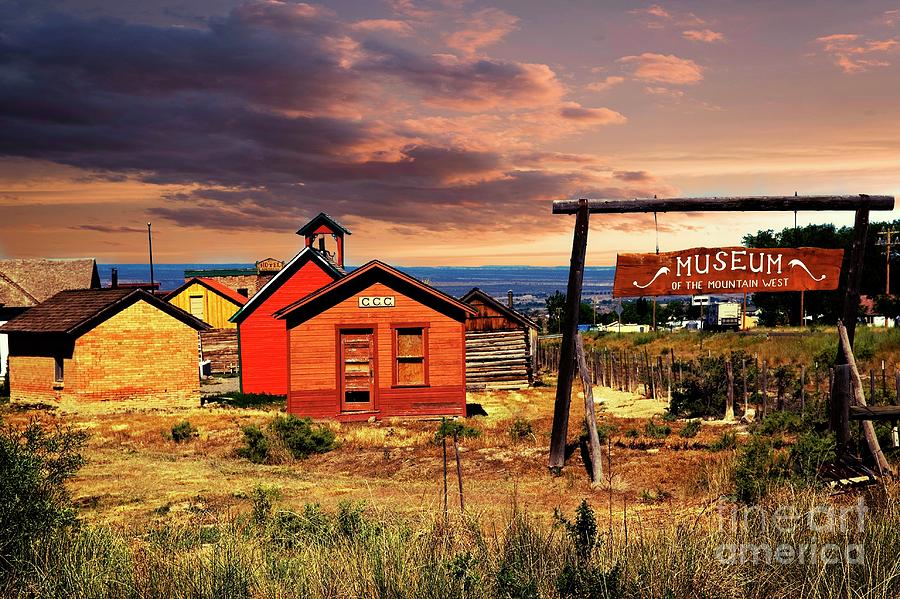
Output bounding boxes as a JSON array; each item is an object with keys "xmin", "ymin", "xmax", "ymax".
[
  {"xmin": 0, "ymin": 258, "xmax": 100, "ymax": 308},
  {"xmin": 0, "ymin": 288, "xmax": 210, "ymax": 336}
]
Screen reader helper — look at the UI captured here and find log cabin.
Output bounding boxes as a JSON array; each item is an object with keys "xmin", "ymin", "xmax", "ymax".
[
  {"xmin": 460, "ymin": 287, "xmax": 540, "ymax": 389},
  {"xmin": 274, "ymin": 260, "xmax": 476, "ymax": 421},
  {"xmin": 229, "ymin": 213, "xmax": 349, "ymax": 395}
]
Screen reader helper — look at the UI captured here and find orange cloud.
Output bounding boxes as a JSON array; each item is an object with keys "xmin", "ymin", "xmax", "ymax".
[
  {"xmin": 586, "ymin": 75, "xmax": 625, "ymax": 92},
  {"xmin": 444, "ymin": 8, "xmax": 519, "ymax": 56},
  {"xmin": 643, "ymin": 86, "xmax": 685, "ymax": 98},
  {"xmin": 816, "ymin": 33, "xmax": 899, "ymax": 73},
  {"xmin": 682, "ymin": 29, "xmax": 724, "ymax": 43},
  {"xmin": 618, "ymin": 53, "xmax": 704, "ymax": 84}
]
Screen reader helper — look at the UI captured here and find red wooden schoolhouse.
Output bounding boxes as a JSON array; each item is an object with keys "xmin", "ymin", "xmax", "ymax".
[
  {"xmin": 274, "ymin": 261, "xmax": 476, "ymax": 421},
  {"xmin": 230, "ymin": 213, "xmax": 349, "ymax": 395}
]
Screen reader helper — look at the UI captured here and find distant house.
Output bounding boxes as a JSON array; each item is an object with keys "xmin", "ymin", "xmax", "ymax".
[
  {"xmin": 460, "ymin": 287, "xmax": 540, "ymax": 389},
  {"xmin": 860, "ymin": 295, "xmax": 895, "ymax": 328},
  {"xmin": 166, "ymin": 277, "xmax": 249, "ymax": 374},
  {"xmin": 166, "ymin": 277, "xmax": 247, "ymax": 329},
  {"xmin": 230, "ymin": 213, "xmax": 349, "ymax": 395},
  {"xmin": 0, "ymin": 289, "xmax": 209, "ymax": 404},
  {"xmin": 0, "ymin": 258, "xmax": 101, "ymax": 378},
  {"xmin": 274, "ymin": 260, "xmax": 475, "ymax": 421},
  {"xmin": 183, "ymin": 258, "xmax": 284, "ymax": 300}
]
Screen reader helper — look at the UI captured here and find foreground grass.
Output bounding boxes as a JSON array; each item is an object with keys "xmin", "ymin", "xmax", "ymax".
[{"xmin": 7, "ymin": 483, "xmax": 900, "ymax": 599}]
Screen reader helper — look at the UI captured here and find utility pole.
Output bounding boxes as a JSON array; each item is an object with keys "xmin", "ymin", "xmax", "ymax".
[
  {"xmin": 877, "ymin": 229, "xmax": 898, "ymax": 328},
  {"xmin": 147, "ymin": 222, "xmax": 155, "ymax": 292}
]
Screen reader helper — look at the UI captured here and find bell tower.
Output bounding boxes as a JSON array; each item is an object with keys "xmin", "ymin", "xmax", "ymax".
[{"xmin": 296, "ymin": 212, "xmax": 351, "ymax": 268}]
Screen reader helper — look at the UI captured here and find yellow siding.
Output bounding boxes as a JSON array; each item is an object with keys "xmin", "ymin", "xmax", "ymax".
[{"xmin": 168, "ymin": 283, "xmax": 240, "ymax": 328}]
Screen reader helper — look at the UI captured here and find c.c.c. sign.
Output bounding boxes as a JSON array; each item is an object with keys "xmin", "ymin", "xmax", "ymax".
[{"xmin": 358, "ymin": 296, "xmax": 396, "ymax": 308}]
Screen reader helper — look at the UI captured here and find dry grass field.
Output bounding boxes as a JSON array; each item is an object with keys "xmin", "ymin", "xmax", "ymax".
[{"xmin": 2, "ymin": 378, "xmax": 736, "ymax": 529}]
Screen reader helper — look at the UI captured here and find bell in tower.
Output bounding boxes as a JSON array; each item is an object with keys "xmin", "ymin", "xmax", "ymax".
[{"xmin": 296, "ymin": 212, "xmax": 351, "ymax": 269}]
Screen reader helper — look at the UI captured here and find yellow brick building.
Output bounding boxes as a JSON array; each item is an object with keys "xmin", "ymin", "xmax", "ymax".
[{"xmin": 0, "ymin": 289, "xmax": 209, "ymax": 404}]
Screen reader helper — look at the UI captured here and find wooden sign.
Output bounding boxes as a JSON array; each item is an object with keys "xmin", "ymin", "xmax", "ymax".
[
  {"xmin": 613, "ymin": 247, "xmax": 844, "ymax": 297},
  {"xmin": 358, "ymin": 296, "xmax": 395, "ymax": 308},
  {"xmin": 256, "ymin": 258, "xmax": 284, "ymax": 273}
]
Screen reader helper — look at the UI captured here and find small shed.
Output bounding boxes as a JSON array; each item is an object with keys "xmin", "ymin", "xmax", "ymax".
[
  {"xmin": 0, "ymin": 258, "xmax": 100, "ymax": 378},
  {"xmin": 460, "ymin": 288, "xmax": 540, "ymax": 389},
  {"xmin": 275, "ymin": 260, "xmax": 476, "ymax": 421},
  {"xmin": 230, "ymin": 214, "xmax": 349, "ymax": 395},
  {"xmin": 0, "ymin": 289, "xmax": 209, "ymax": 404}
]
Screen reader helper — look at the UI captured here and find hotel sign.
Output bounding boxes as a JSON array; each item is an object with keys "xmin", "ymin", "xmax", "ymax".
[
  {"xmin": 613, "ymin": 247, "xmax": 844, "ymax": 297},
  {"xmin": 358, "ymin": 296, "xmax": 395, "ymax": 308},
  {"xmin": 256, "ymin": 258, "xmax": 284, "ymax": 273}
]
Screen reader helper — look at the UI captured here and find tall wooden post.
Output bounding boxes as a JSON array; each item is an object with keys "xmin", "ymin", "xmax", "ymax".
[
  {"xmin": 831, "ymin": 209, "xmax": 869, "ymax": 456},
  {"xmin": 838, "ymin": 209, "xmax": 870, "ymax": 360},
  {"xmin": 548, "ymin": 200, "xmax": 590, "ymax": 471},
  {"xmin": 832, "ymin": 364, "xmax": 852, "ymax": 453}
]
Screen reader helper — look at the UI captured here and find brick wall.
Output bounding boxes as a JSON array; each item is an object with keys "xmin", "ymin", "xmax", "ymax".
[
  {"xmin": 8, "ymin": 355, "xmax": 66, "ymax": 403},
  {"xmin": 9, "ymin": 301, "xmax": 200, "ymax": 404},
  {"xmin": 70, "ymin": 301, "xmax": 200, "ymax": 402}
]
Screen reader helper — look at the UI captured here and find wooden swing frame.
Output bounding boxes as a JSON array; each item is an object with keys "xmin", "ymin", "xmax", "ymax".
[{"xmin": 549, "ymin": 194, "xmax": 895, "ymax": 472}]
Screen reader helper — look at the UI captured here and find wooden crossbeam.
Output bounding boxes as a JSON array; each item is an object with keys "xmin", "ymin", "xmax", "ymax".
[
  {"xmin": 552, "ymin": 195, "xmax": 895, "ymax": 214},
  {"xmin": 849, "ymin": 405, "xmax": 900, "ymax": 420}
]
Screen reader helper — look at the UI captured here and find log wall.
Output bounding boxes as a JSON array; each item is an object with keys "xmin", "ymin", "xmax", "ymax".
[
  {"xmin": 200, "ymin": 328, "xmax": 239, "ymax": 374},
  {"xmin": 466, "ymin": 329, "xmax": 530, "ymax": 390}
]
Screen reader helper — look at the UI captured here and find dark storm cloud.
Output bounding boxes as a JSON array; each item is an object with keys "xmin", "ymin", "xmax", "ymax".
[{"xmin": 0, "ymin": 1, "xmax": 640, "ymax": 234}]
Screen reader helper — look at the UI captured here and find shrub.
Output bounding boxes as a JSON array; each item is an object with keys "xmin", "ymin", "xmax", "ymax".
[
  {"xmin": 624, "ymin": 428, "xmax": 639, "ymax": 439},
  {"xmin": 0, "ymin": 419, "xmax": 87, "ymax": 566},
  {"xmin": 733, "ymin": 435, "xmax": 790, "ymax": 502},
  {"xmin": 709, "ymin": 431, "xmax": 737, "ymax": 452},
  {"xmin": 433, "ymin": 418, "xmax": 481, "ymax": 444},
  {"xmin": 644, "ymin": 419, "xmax": 671, "ymax": 439},
  {"xmin": 679, "ymin": 419, "xmax": 701, "ymax": 438},
  {"xmin": 269, "ymin": 415, "xmax": 336, "ymax": 459},
  {"xmin": 237, "ymin": 425, "xmax": 269, "ymax": 464},
  {"xmin": 509, "ymin": 417, "xmax": 534, "ymax": 442},
  {"xmin": 170, "ymin": 420, "xmax": 198, "ymax": 443},
  {"xmin": 789, "ymin": 431, "xmax": 835, "ymax": 481},
  {"xmin": 555, "ymin": 500, "xmax": 624, "ymax": 599},
  {"xmin": 757, "ymin": 411, "xmax": 803, "ymax": 435},
  {"xmin": 250, "ymin": 485, "xmax": 279, "ymax": 524}
]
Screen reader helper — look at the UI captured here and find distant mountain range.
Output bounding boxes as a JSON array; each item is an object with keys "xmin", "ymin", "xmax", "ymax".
[{"xmin": 99, "ymin": 263, "xmax": 616, "ymax": 298}]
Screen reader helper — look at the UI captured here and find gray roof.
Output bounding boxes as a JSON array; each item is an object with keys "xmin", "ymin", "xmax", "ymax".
[{"xmin": 0, "ymin": 258, "xmax": 100, "ymax": 308}]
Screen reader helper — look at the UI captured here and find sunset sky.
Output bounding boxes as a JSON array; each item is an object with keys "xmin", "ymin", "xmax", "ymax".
[{"xmin": 1, "ymin": 0, "xmax": 899, "ymax": 266}]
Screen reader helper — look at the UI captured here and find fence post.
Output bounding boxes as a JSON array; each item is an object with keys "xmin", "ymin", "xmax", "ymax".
[
  {"xmin": 831, "ymin": 364, "xmax": 851, "ymax": 455},
  {"xmin": 725, "ymin": 360, "xmax": 735, "ymax": 421},
  {"xmin": 800, "ymin": 365, "xmax": 806, "ymax": 413}
]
